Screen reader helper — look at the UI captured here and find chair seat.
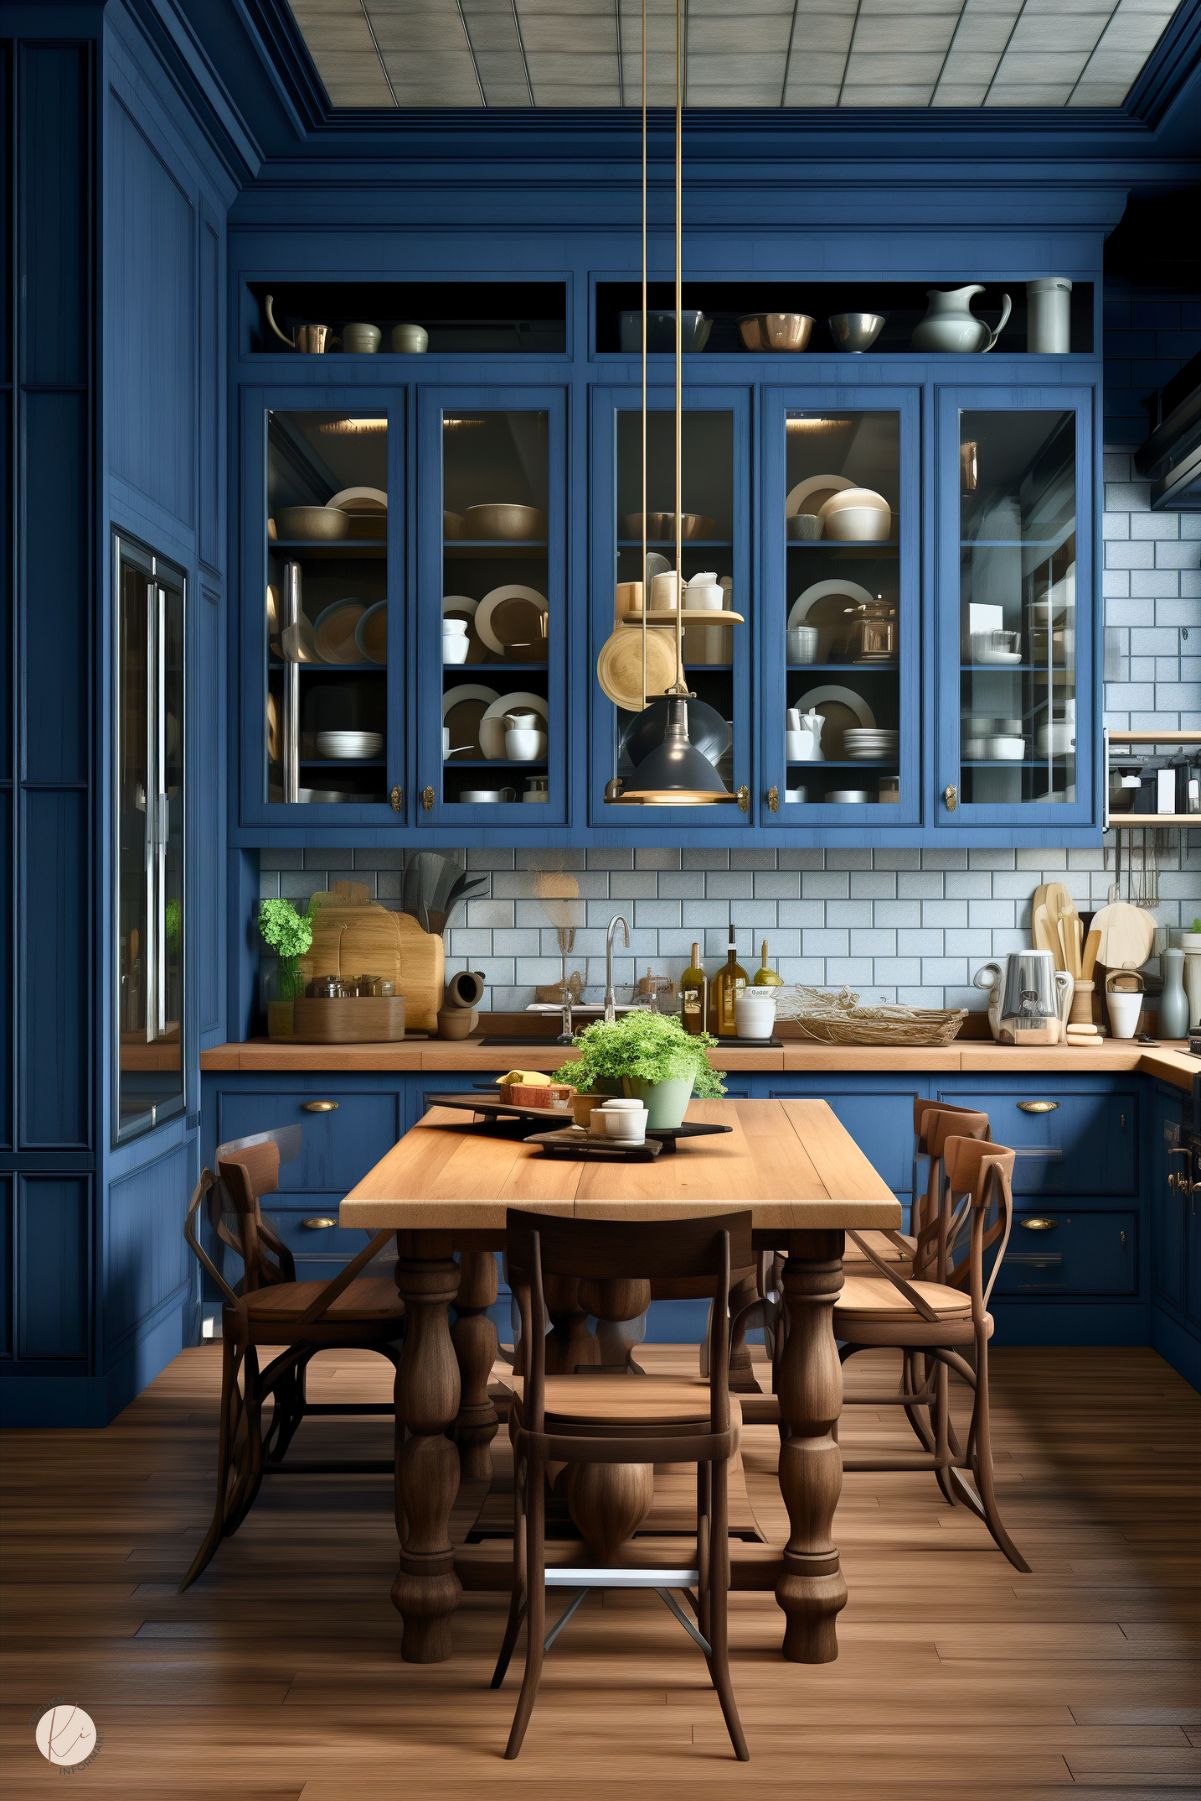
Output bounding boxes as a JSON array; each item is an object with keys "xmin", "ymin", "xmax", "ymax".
[
  {"xmin": 842, "ymin": 1230, "xmax": 916, "ymax": 1273},
  {"xmin": 243, "ymin": 1274, "xmax": 404, "ymax": 1324},
  {"xmin": 504, "ymin": 1373, "xmax": 738, "ymax": 1427},
  {"xmin": 835, "ymin": 1275, "xmax": 973, "ymax": 1321}
]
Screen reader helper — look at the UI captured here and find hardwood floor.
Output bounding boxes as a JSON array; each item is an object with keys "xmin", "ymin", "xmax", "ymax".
[{"xmin": 2, "ymin": 1343, "xmax": 1199, "ymax": 1798}]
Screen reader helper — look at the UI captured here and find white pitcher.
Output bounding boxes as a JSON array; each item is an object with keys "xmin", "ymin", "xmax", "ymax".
[
  {"xmin": 786, "ymin": 709, "xmax": 825, "ymax": 763},
  {"xmin": 912, "ymin": 285, "xmax": 1012, "ymax": 354}
]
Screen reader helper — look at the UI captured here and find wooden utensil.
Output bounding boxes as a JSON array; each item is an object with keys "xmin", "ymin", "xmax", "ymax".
[
  {"xmin": 1089, "ymin": 902, "xmax": 1156, "ymax": 972},
  {"xmin": 300, "ymin": 880, "xmax": 445, "ymax": 1031},
  {"xmin": 1032, "ymin": 903, "xmax": 1060, "ymax": 965},
  {"xmin": 595, "ymin": 625, "xmax": 679, "ymax": 712},
  {"xmin": 1081, "ymin": 927, "xmax": 1101, "ymax": 980}
]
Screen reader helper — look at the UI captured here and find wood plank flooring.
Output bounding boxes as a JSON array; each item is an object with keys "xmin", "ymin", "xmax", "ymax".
[{"xmin": 1, "ymin": 1344, "xmax": 1199, "ymax": 1798}]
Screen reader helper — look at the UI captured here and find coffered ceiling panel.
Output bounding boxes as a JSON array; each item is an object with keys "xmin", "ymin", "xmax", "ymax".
[{"xmin": 285, "ymin": 0, "xmax": 1185, "ymax": 109}]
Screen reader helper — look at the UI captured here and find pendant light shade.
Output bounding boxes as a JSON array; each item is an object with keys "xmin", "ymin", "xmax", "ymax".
[{"xmin": 620, "ymin": 696, "xmax": 728, "ymax": 804}]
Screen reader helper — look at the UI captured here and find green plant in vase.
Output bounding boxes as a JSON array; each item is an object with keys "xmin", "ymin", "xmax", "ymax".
[
  {"xmin": 553, "ymin": 1010, "xmax": 725, "ymax": 1129},
  {"xmin": 257, "ymin": 899, "xmax": 314, "ymax": 1039}
]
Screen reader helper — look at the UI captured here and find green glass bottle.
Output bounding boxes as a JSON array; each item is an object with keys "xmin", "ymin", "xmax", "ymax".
[
  {"xmin": 711, "ymin": 934, "xmax": 748, "ymax": 1038},
  {"xmin": 753, "ymin": 938, "xmax": 783, "ymax": 987},
  {"xmin": 680, "ymin": 941, "xmax": 707, "ymax": 1035}
]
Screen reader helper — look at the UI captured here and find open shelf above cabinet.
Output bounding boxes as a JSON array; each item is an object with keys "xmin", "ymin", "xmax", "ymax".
[{"xmin": 246, "ymin": 281, "xmax": 567, "ymax": 357}]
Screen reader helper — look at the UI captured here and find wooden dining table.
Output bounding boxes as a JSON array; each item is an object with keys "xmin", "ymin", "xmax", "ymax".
[{"xmin": 340, "ymin": 1096, "xmax": 900, "ymax": 1668}]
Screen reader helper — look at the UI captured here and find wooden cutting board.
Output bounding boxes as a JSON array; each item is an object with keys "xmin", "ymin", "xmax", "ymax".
[
  {"xmin": 1089, "ymin": 902, "xmax": 1156, "ymax": 972},
  {"xmin": 300, "ymin": 881, "xmax": 445, "ymax": 1031}
]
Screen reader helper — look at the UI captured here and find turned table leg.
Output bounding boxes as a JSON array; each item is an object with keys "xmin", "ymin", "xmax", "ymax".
[
  {"xmin": 774, "ymin": 1229, "xmax": 846, "ymax": 1663},
  {"xmin": 543, "ymin": 1274, "xmax": 600, "ymax": 1374},
  {"xmin": 391, "ymin": 1231, "xmax": 462, "ymax": 1663},
  {"xmin": 453, "ymin": 1250, "xmax": 499, "ymax": 1481}
]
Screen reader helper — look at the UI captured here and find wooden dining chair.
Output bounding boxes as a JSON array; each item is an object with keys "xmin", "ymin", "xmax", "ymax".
[
  {"xmin": 493, "ymin": 1207, "xmax": 752, "ymax": 1762},
  {"xmin": 180, "ymin": 1126, "xmax": 403, "ymax": 1590},
  {"xmin": 835, "ymin": 1135, "xmax": 1029, "ymax": 1571}
]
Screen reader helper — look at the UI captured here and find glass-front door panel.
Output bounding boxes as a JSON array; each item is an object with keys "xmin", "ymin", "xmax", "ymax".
[
  {"xmin": 440, "ymin": 410, "xmax": 550, "ymax": 808},
  {"xmin": 608, "ymin": 408, "xmax": 738, "ymax": 799},
  {"xmin": 782, "ymin": 410, "xmax": 901, "ymax": 809},
  {"xmin": 265, "ymin": 410, "xmax": 389, "ymax": 806},
  {"xmin": 958, "ymin": 410, "xmax": 1076, "ymax": 807}
]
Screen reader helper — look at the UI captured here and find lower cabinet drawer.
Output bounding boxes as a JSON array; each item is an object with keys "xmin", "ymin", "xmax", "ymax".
[
  {"xmin": 214, "ymin": 1089, "xmax": 403, "ymax": 1194},
  {"xmin": 943, "ymin": 1089, "xmax": 1137, "ymax": 1198},
  {"xmin": 995, "ymin": 1211, "xmax": 1138, "ymax": 1298}
]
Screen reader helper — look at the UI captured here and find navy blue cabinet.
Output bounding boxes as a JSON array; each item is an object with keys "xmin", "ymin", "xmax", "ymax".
[{"xmin": 1150, "ymin": 1084, "xmax": 1200, "ymax": 1390}]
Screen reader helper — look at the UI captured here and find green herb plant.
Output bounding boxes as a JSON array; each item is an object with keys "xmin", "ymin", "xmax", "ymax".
[
  {"xmin": 553, "ymin": 1010, "xmax": 726, "ymax": 1099},
  {"xmin": 257, "ymin": 899, "xmax": 314, "ymax": 1002}
]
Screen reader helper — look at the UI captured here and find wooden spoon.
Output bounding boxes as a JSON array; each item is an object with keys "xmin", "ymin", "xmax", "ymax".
[
  {"xmin": 1033, "ymin": 903, "xmax": 1060, "ymax": 965},
  {"xmin": 1081, "ymin": 927, "xmax": 1101, "ymax": 981}
]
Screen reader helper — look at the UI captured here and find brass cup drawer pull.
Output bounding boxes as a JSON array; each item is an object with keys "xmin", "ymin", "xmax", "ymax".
[
  {"xmin": 1020, "ymin": 1217, "xmax": 1060, "ymax": 1232},
  {"xmin": 301, "ymin": 1217, "xmax": 337, "ymax": 1230},
  {"xmin": 1017, "ymin": 1100, "xmax": 1058, "ymax": 1114},
  {"xmin": 301, "ymin": 1099, "xmax": 339, "ymax": 1114}
]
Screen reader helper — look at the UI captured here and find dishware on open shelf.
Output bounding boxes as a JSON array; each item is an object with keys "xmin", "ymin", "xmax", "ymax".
[
  {"xmin": 786, "ymin": 708, "xmax": 825, "ymax": 763},
  {"xmin": 827, "ymin": 789, "xmax": 871, "ymax": 803},
  {"xmin": 785, "ymin": 472, "xmax": 853, "ymax": 518},
  {"xmin": 460, "ymin": 787, "xmax": 517, "ymax": 804},
  {"xmin": 786, "ymin": 786, "xmax": 807, "ymax": 803},
  {"xmin": 340, "ymin": 323, "xmax": 381, "ymax": 354},
  {"xmin": 504, "ymin": 717, "xmax": 548, "ymax": 761},
  {"xmin": 618, "ymin": 309, "xmax": 711, "ymax": 353},
  {"xmin": 277, "ymin": 504, "xmax": 350, "ymax": 541},
  {"xmin": 280, "ymin": 617, "xmax": 319, "ymax": 663},
  {"xmin": 622, "ymin": 510, "xmax": 717, "ymax": 541},
  {"xmin": 442, "ymin": 619, "xmax": 470, "ymax": 665},
  {"xmin": 787, "ymin": 513, "xmax": 822, "ymax": 541},
  {"xmin": 391, "ymin": 323, "xmax": 429, "ymax": 353},
  {"xmin": 738, "ymin": 312, "xmax": 814, "ymax": 352},
  {"xmin": 312, "ymin": 599, "xmax": 366, "ymax": 664},
  {"xmin": 787, "ymin": 624, "xmax": 819, "ymax": 664},
  {"xmin": 787, "ymin": 578, "xmax": 875, "ymax": 656},
  {"xmin": 479, "ymin": 691, "xmax": 549, "ymax": 760},
  {"xmin": 523, "ymin": 776, "xmax": 549, "ymax": 802},
  {"xmin": 969, "ymin": 628, "xmax": 1022, "ymax": 664},
  {"xmin": 792, "ymin": 684, "xmax": 875, "ymax": 759},
  {"xmin": 263, "ymin": 296, "xmax": 329, "ymax": 353},
  {"xmin": 462, "ymin": 501, "xmax": 545, "ymax": 541},
  {"xmin": 315, "ymin": 730, "xmax": 382, "ymax": 760},
  {"xmin": 828, "ymin": 311, "xmax": 885, "ymax": 353},
  {"xmin": 878, "ymin": 774, "xmax": 901, "ymax": 802},
  {"xmin": 819, "ymin": 487, "xmax": 892, "ymax": 542},
  {"xmin": 912, "ymin": 285, "xmax": 1011, "ymax": 354},
  {"xmin": 353, "ymin": 601, "xmax": 387, "ymax": 665},
  {"xmin": 595, "ymin": 625, "xmax": 679, "ymax": 712},
  {"xmin": 1027, "ymin": 278, "xmax": 1072, "ymax": 354},
  {"xmin": 442, "ymin": 682, "xmax": 498, "ymax": 759},
  {"xmin": 476, "ymin": 585, "xmax": 549, "ymax": 657}
]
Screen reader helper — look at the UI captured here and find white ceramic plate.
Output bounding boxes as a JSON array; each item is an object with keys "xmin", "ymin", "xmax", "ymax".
[
  {"xmin": 785, "ymin": 472, "xmax": 853, "ymax": 519},
  {"xmin": 479, "ymin": 691, "xmax": 549, "ymax": 760},
  {"xmin": 442, "ymin": 595, "xmax": 477, "ymax": 621},
  {"xmin": 441, "ymin": 683, "xmax": 499, "ymax": 760},
  {"xmin": 354, "ymin": 600, "xmax": 387, "ymax": 665},
  {"xmin": 787, "ymin": 578, "xmax": 875, "ymax": 633},
  {"xmin": 316, "ymin": 730, "xmax": 382, "ymax": 759},
  {"xmin": 476, "ymin": 585, "xmax": 548, "ymax": 657},
  {"xmin": 793, "ymin": 684, "xmax": 875, "ymax": 761},
  {"xmin": 827, "ymin": 789, "xmax": 871, "ymax": 803},
  {"xmin": 327, "ymin": 485, "xmax": 387, "ymax": 514},
  {"xmin": 312, "ymin": 600, "xmax": 365, "ymax": 664}
]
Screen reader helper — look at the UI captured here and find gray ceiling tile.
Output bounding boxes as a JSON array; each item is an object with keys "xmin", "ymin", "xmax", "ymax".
[
  {"xmin": 472, "ymin": 50, "xmax": 531, "ymax": 86},
  {"xmin": 379, "ymin": 50, "xmax": 482, "ymax": 78},
  {"xmin": 993, "ymin": 50, "xmax": 1093, "ymax": 81},
  {"xmin": 687, "ymin": 53, "xmax": 787, "ymax": 81},
  {"xmin": 685, "ymin": 0, "xmax": 800, "ymax": 11},
  {"xmin": 519, "ymin": 15, "xmax": 618, "ymax": 52},
  {"xmin": 460, "ymin": 16, "xmax": 525, "ymax": 53},
  {"xmin": 779, "ymin": 51, "xmax": 852, "ymax": 84},
  {"xmin": 851, "ymin": 15, "xmax": 960, "ymax": 52},
  {"xmin": 526, "ymin": 50, "xmax": 622, "ymax": 82},
  {"xmin": 689, "ymin": 16, "xmax": 794, "ymax": 54},
  {"xmin": 370, "ymin": 15, "xmax": 472, "ymax": 52},
  {"xmin": 937, "ymin": 50, "xmax": 1002, "ymax": 82},
  {"xmin": 843, "ymin": 50, "xmax": 948, "ymax": 82},
  {"xmin": 1067, "ymin": 77, "xmax": 1131, "ymax": 100},
  {"xmin": 859, "ymin": 0, "xmax": 963, "ymax": 11},
  {"xmin": 842, "ymin": 82, "xmax": 939, "ymax": 102},
  {"xmin": 986, "ymin": 82, "xmax": 1077, "ymax": 102},
  {"xmin": 1093, "ymin": 7, "xmax": 1178, "ymax": 49},
  {"xmin": 1020, "ymin": 0, "xmax": 1115, "ymax": 9},
  {"xmin": 287, "ymin": 14, "xmax": 377, "ymax": 53},
  {"xmin": 949, "ymin": 14, "xmax": 1023, "ymax": 51},
  {"xmin": 1007, "ymin": 13, "xmax": 1110, "ymax": 51},
  {"xmin": 1112, "ymin": 0, "xmax": 1183, "ymax": 11},
  {"xmin": 781, "ymin": 82, "xmax": 845, "ymax": 103},
  {"xmin": 931, "ymin": 82, "xmax": 992, "ymax": 103},
  {"xmin": 688, "ymin": 82, "xmax": 795, "ymax": 103},
  {"xmin": 787, "ymin": 14, "xmax": 856, "ymax": 52},
  {"xmin": 1079, "ymin": 45, "xmax": 1156, "ymax": 79}
]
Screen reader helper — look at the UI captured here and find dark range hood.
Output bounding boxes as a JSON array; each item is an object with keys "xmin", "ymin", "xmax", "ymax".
[{"xmin": 1136, "ymin": 348, "xmax": 1201, "ymax": 510}]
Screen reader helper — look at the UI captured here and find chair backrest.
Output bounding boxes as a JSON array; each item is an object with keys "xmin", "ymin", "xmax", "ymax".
[
  {"xmin": 912, "ymin": 1104, "xmax": 991, "ymax": 1279},
  {"xmin": 941, "ymin": 1137, "xmax": 1017, "ymax": 1321},
  {"xmin": 183, "ymin": 1126, "xmax": 302, "ymax": 1301},
  {"xmin": 506, "ymin": 1208, "xmax": 752, "ymax": 1439}
]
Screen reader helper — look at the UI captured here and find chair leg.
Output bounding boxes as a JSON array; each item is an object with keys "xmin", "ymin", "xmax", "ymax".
[
  {"xmin": 505, "ymin": 1454, "xmax": 546, "ymax": 1758},
  {"xmin": 931, "ymin": 1361, "xmax": 958, "ymax": 1507},
  {"xmin": 965, "ymin": 1341, "xmax": 1029, "ymax": 1574},
  {"xmin": 223, "ymin": 1346, "xmax": 265, "ymax": 1537},
  {"xmin": 492, "ymin": 1449, "xmax": 527, "ymax": 1690},
  {"xmin": 705, "ymin": 1459, "xmax": 749, "ymax": 1762},
  {"xmin": 696, "ymin": 1461, "xmax": 711, "ymax": 1647},
  {"xmin": 180, "ymin": 1335, "xmax": 242, "ymax": 1591}
]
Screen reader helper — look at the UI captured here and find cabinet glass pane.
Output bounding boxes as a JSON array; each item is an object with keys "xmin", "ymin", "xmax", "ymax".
[
  {"xmin": 441, "ymin": 411, "xmax": 549, "ymax": 807},
  {"xmin": 115, "ymin": 540, "xmax": 184, "ymax": 1142},
  {"xmin": 607, "ymin": 409, "xmax": 738, "ymax": 799},
  {"xmin": 783, "ymin": 410, "xmax": 901, "ymax": 807},
  {"xmin": 266, "ymin": 411, "xmax": 388, "ymax": 805},
  {"xmin": 958, "ymin": 409, "xmax": 1076, "ymax": 807}
]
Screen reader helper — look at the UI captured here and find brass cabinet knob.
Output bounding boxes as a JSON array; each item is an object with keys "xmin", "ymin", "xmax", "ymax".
[
  {"xmin": 389, "ymin": 784, "xmax": 402, "ymax": 813},
  {"xmin": 301, "ymin": 1099, "xmax": 339, "ymax": 1114},
  {"xmin": 1017, "ymin": 1100, "xmax": 1058, "ymax": 1114},
  {"xmin": 1020, "ymin": 1217, "xmax": 1059, "ymax": 1232},
  {"xmin": 736, "ymin": 785, "xmax": 750, "ymax": 813},
  {"xmin": 421, "ymin": 785, "xmax": 435, "ymax": 812},
  {"xmin": 766, "ymin": 786, "xmax": 780, "ymax": 813},
  {"xmin": 301, "ymin": 1217, "xmax": 337, "ymax": 1230},
  {"xmin": 943, "ymin": 783, "xmax": 958, "ymax": 811}
]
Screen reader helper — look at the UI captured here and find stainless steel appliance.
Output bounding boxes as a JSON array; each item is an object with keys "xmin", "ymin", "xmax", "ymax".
[{"xmin": 972, "ymin": 951, "xmax": 1073, "ymax": 1045}]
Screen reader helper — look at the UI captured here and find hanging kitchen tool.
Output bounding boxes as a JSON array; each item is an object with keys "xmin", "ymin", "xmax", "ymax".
[{"xmin": 1089, "ymin": 902, "xmax": 1156, "ymax": 972}]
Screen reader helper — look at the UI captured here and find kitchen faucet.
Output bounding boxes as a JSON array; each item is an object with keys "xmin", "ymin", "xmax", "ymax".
[{"xmin": 603, "ymin": 914, "xmax": 630, "ymax": 1023}]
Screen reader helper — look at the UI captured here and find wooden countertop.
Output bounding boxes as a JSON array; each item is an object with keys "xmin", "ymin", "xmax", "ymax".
[
  {"xmin": 339, "ymin": 1098, "xmax": 902, "ymax": 1232},
  {"xmin": 200, "ymin": 1037, "xmax": 1199, "ymax": 1091}
]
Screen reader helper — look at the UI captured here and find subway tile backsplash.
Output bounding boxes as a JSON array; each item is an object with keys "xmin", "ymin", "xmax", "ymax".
[{"xmin": 259, "ymin": 442, "xmax": 1200, "ymax": 1018}]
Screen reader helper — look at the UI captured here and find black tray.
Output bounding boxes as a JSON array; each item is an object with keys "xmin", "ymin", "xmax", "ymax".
[
  {"xmin": 425, "ymin": 1091, "xmax": 572, "ymax": 1124},
  {"xmin": 527, "ymin": 1127, "xmax": 662, "ymax": 1163}
]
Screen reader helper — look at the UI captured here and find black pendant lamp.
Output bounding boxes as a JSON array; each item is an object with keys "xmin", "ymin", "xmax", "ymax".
[{"xmin": 608, "ymin": 0, "xmax": 738, "ymax": 807}]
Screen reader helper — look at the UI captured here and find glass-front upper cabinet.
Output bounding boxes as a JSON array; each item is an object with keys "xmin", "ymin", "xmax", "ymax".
[
  {"xmin": 416, "ymin": 389, "xmax": 567, "ymax": 824},
  {"xmin": 590, "ymin": 387, "xmax": 751, "ymax": 826},
  {"xmin": 248, "ymin": 397, "xmax": 403, "ymax": 823},
  {"xmin": 760, "ymin": 389, "xmax": 920, "ymax": 824},
  {"xmin": 936, "ymin": 390, "xmax": 1093, "ymax": 828},
  {"xmin": 114, "ymin": 534, "xmax": 185, "ymax": 1143}
]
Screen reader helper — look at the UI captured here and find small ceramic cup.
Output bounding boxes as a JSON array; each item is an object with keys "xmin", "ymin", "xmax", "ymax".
[
  {"xmin": 788, "ymin": 513, "xmax": 822, "ymax": 541},
  {"xmin": 787, "ymin": 625, "xmax": 819, "ymax": 664},
  {"xmin": 341, "ymin": 323, "xmax": 381, "ymax": 354},
  {"xmin": 735, "ymin": 990, "xmax": 777, "ymax": 1041},
  {"xmin": 442, "ymin": 631, "xmax": 470, "ymax": 665},
  {"xmin": 391, "ymin": 323, "xmax": 429, "ymax": 353},
  {"xmin": 597, "ymin": 1101, "xmax": 648, "ymax": 1144},
  {"xmin": 1106, "ymin": 973, "xmax": 1144, "ymax": 1040}
]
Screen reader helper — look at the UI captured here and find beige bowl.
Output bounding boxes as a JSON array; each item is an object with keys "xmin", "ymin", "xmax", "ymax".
[
  {"xmin": 823, "ymin": 504, "xmax": 892, "ymax": 542},
  {"xmin": 277, "ymin": 505, "xmax": 350, "ymax": 541},
  {"xmin": 739, "ymin": 312, "xmax": 814, "ymax": 352},
  {"xmin": 622, "ymin": 511, "xmax": 717, "ymax": 541},
  {"xmin": 463, "ymin": 502, "xmax": 545, "ymax": 541},
  {"xmin": 819, "ymin": 486, "xmax": 890, "ymax": 518}
]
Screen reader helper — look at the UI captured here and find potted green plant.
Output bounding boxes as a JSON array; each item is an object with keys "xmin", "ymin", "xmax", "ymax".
[
  {"xmin": 553, "ymin": 1011, "xmax": 725, "ymax": 1130},
  {"xmin": 257, "ymin": 899, "xmax": 313, "ymax": 1040}
]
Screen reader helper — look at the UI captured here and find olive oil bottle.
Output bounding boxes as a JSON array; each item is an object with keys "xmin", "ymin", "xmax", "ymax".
[
  {"xmin": 710, "ymin": 933, "xmax": 748, "ymax": 1038},
  {"xmin": 753, "ymin": 938, "xmax": 783, "ymax": 987},
  {"xmin": 680, "ymin": 942, "xmax": 707, "ymax": 1034}
]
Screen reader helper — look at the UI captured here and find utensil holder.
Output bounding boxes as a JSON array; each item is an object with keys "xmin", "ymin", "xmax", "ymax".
[{"xmin": 1067, "ymin": 979, "xmax": 1094, "ymax": 1029}]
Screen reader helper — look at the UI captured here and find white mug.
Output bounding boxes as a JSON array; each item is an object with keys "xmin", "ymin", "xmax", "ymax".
[{"xmin": 1106, "ymin": 984, "xmax": 1143, "ymax": 1040}]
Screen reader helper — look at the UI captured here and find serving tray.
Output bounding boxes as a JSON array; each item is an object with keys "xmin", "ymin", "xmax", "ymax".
[
  {"xmin": 526, "ymin": 1127, "xmax": 663, "ymax": 1163},
  {"xmin": 425, "ymin": 1091, "xmax": 573, "ymax": 1124}
]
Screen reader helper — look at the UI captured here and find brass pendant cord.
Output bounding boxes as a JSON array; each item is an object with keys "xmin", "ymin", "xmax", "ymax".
[
  {"xmin": 673, "ymin": 0, "xmax": 685, "ymax": 697},
  {"xmin": 640, "ymin": 0, "xmax": 648, "ymax": 710}
]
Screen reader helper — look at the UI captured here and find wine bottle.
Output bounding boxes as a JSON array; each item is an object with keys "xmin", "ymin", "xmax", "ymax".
[
  {"xmin": 680, "ymin": 942, "xmax": 707, "ymax": 1034},
  {"xmin": 753, "ymin": 938, "xmax": 783, "ymax": 987},
  {"xmin": 711, "ymin": 933, "xmax": 748, "ymax": 1038}
]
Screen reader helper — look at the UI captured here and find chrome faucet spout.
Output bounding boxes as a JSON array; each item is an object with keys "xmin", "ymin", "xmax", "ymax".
[{"xmin": 604, "ymin": 914, "xmax": 631, "ymax": 1023}]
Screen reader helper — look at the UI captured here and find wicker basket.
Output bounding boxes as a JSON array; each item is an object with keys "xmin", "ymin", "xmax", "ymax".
[{"xmin": 776, "ymin": 984, "xmax": 967, "ymax": 1048}]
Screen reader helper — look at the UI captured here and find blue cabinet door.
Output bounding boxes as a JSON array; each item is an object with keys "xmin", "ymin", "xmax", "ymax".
[
  {"xmin": 238, "ymin": 385, "xmax": 408, "ymax": 829},
  {"xmin": 588, "ymin": 384, "xmax": 753, "ymax": 830},
  {"xmin": 759, "ymin": 385, "xmax": 923, "ymax": 829},
  {"xmin": 1151, "ymin": 1089, "xmax": 1187, "ymax": 1314},
  {"xmin": 934, "ymin": 385, "xmax": 1097, "ymax": 836},
  {"xmin": 415, "ymin": 385, "xmax": 570, "ymax": 828}
]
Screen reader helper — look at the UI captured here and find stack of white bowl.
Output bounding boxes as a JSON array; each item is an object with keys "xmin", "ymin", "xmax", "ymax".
[{"xmin": 818, "ymin": 488, "xmax": 892, "ymax": 543}]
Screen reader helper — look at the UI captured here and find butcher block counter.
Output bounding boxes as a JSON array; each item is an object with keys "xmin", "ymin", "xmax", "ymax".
[{"xmin": 199, "ymin": 1036, "xmax": 1198, "ymax": 1092}]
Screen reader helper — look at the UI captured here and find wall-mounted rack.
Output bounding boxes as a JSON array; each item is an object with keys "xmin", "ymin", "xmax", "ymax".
[{"xmin": 1103, "ymin": 729, "xmax": 1201, "ymax": 831}]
